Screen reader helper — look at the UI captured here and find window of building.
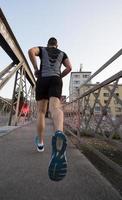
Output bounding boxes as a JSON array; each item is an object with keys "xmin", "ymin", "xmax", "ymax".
[
  {"xmin": 83, "ymin": 74, "xmax": 89, "ymax": 78},
  {"xmin": 104, "ymin": 100, "xmax": 108, "ymax": 104},
  {"xmin": 94, "ymin": 93, "xmax": 98, "ymax": 96},
  {"xmin": 74, "ymin": 81, "xmax": 80, "ymax": 84},
  {"xmin": 103, "ymin": 93, "xmax": 109, "ymax": 97},
  {"xmin": 74, "ymin": 74, "xmax": 80, "ymax": 78},
  {"xmin": 94, "ymin": 106, "xmax": 100, "ymax": 112},
  {"xmin": 115, "ymin": 93, "xmax": 119, "ymax": 97}
]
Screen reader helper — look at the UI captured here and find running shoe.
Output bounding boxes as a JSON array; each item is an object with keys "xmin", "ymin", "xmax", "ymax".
[
  {"xmin": 48, "ymin": 130, "xmax": 67, "ymax": 181},
  {"xmin": 35, "ymin": 136, "xmax": 44, "ymax": 152}
]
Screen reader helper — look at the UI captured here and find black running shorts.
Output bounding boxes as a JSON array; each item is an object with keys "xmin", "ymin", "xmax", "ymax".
[{"xmin": 36, "ymin": 76, "xmax": 63, "ymax": 100}]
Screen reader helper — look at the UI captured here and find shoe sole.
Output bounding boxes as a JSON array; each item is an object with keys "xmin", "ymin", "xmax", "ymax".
[
  {"xmin": 37, "ymin": 147, "xmax": 44, "ymax": 152},
  {"xmin": 48, "ymin": 132, "xmax": 67, "ymax": 181}
]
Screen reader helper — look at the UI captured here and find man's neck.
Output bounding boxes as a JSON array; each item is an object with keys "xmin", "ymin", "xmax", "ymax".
[{"xmin": 48, "ymin": 45, "xmax": 57, "ymax": 48}]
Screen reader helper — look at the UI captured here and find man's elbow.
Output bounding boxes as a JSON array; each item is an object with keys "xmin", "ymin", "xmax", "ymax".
[{"xmin": 68, "ymin": 66, "xmax": 72, "ymax": 72}]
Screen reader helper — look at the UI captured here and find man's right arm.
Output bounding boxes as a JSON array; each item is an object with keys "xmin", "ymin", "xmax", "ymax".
[{"xmin": 28, "ymin": 47, "xmax": 40, "ymax": 76}]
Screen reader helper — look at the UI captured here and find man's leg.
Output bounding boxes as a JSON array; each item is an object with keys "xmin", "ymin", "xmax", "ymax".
[
  {"xmin": 37, "ymin": 99, "xmax": 48, "ymax": 144},
  {"xmin": 49, "ymin": 97, "xmax": 63, "ymax": 131},
  {"xmin": 48, "ymin": 97, "xmax": 67, "ymax": 181}
]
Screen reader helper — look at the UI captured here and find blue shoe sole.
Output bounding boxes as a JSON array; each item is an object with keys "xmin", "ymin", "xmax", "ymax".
[{"xmin": 48, "ymin": 131, "xmax": 67, "ymax": 181}]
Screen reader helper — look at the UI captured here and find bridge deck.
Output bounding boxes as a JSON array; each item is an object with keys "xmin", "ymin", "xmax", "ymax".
[{"xmin": 0, "ymin": 119, "xmax": 121, "ymax": 200}]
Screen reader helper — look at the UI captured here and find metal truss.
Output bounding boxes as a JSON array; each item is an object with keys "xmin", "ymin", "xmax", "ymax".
[
  {"xmin": 0, "ymin": 8, "xmax": 36, "ymax": 126},
  {"xmin": 63, "ymin": 50, "xmax": 122, "ymax": 140}
]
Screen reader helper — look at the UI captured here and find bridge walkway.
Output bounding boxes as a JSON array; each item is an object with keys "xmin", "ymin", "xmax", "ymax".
[{"xmin": 0, "ymin": 119, "xmax": 121, "ymax": 200}]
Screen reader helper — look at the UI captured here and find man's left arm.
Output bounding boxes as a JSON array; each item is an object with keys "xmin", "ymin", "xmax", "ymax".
[{"xmin": 61, "ymin": 58, "xmax": 72, "ymax": 78}]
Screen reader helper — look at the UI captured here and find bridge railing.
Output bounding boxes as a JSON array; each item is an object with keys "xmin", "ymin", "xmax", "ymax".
[
  {"xmin": 63, "ymin": 49, "xmax": 122, "ymax": 140},
  {"xmin": 0, "ymin": 8, "xmax": 36, "ymax": 126}
]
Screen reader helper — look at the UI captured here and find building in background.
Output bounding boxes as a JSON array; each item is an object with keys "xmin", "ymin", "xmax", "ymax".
[
  {"xmin": 79, "ymin": 83, "xmax": 122, "ymax": 120},
  {"xmin": 69, "ymin": 64, "xmax": 122, "ymax": 120},
  {"xmin": 69, "ymin": 65, "xmax": 91, "ymax": 101}
]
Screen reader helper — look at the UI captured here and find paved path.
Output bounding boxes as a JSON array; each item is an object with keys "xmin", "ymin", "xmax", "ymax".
[{"xmin": 0, "ymin": 119, "xmax": 122, "ymax": 200}]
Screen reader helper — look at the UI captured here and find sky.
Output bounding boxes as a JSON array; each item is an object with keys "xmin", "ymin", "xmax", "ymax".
[{"xmin": 0, "ymin": 0, "xmax": 122, "ymax": 98}]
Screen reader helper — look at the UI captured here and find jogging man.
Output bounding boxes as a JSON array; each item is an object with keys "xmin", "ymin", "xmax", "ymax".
[{"xmin": 28, "ymin": 37, "xmax": 72, "ymax": 181}]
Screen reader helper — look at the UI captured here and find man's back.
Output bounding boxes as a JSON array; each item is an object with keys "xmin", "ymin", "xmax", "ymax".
[
  {"xmin": 28, "ymin": 37, "xmax": 72, "ymax": 79},
  {"xmin": 38, "ymin": 47, "xmax": 67, "ymax": 77}
]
